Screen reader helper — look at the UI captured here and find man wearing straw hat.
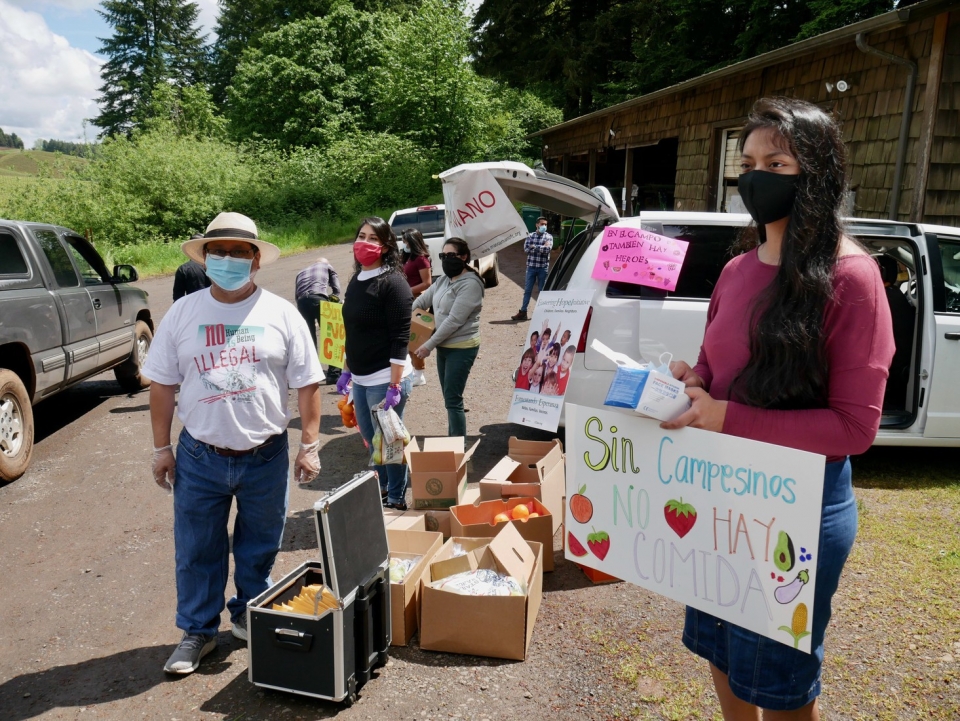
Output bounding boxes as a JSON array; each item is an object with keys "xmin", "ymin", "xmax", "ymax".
[{"xmin": 143, "ymin": 212, "xmax": 323, "ymax": 674}]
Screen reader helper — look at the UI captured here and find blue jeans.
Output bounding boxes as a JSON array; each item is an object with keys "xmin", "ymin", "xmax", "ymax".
[
  {"xmin": 173, "ymin": 428, "xmax": 290, "ymax": 638},
  {"xmin": 521, "ymin": 265, "xmax": 548, "ymax": 312},
  {"xmin": 352, "ymin": 376, "xmax": 412, "ymax": 504},
  {"xmin": 682, "ymin": 458, "xmax": 857, "ymax": 710},
  {"xmin": 436, "ymin": 346, "xmax": 479, "ymax": 437}
]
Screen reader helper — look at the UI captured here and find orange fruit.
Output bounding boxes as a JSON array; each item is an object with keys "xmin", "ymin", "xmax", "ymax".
[
  {"xmin": 511, "ymin": 504, "xmax": 530, "ymax": 520},
  {"xmin": 528, "ymin": 512, "xmax": 540, "ymax": 518},
  {"xmin": 493, "ymin": 512, "xmax": 511, "ymax": 524}
]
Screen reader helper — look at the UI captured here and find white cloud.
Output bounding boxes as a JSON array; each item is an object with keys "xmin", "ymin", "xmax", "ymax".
[
  {"xmin": 5, "ymin": 0, "xmax": 100, "ymax": 10},
  {"xmin": 0, "ymin": 0, "xmax": 103, "ymax": 146}
]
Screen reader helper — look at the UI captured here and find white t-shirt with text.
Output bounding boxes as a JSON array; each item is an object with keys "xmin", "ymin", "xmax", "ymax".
[{"xmin": 142, "ymin": 287, "xmax": 323, "ymax": 449}]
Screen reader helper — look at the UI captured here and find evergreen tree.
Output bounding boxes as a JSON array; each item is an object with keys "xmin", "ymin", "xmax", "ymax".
[
  {"xmin": 0, "ymin": 129, "xmax": 25, "ymax": 149},
  {"xmin": 94, "ymin": 0, "xmax": 209, "ymax": 137}
]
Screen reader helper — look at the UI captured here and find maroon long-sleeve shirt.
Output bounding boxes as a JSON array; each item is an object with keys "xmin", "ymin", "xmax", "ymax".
[{"xmin": 694, "ymin": 248, "xmax": 895, "ymax": 462}]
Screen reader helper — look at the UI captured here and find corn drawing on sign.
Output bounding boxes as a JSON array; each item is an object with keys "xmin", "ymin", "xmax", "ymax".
[
  {"xmin": 272, "ymin": 584, "xmax": 339, "ymax": 615},
  {"xmin": 779, "ymin": 602, "xmax": 811, "ymax": 649}
]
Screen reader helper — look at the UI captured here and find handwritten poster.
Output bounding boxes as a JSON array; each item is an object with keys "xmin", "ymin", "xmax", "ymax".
[
  {"xmin": 565, "ymin": 405, "xmax": 826, "ymax": 652},
  {"xmin": 508, "ymin": 291, "xmax": 594, "ymax": 432},
  {"xmin": 591, "ymin": 227, "xmax": 690, "ymax": 291},
  {"xmin": 318, "ymin": 301, "xmax": 345, "ymax": 368}
]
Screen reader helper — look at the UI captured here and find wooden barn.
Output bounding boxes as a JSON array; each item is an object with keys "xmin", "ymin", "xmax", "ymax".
[{"xmin": 531, "ymin": 0, "xmax": 960, "ymax": 226}]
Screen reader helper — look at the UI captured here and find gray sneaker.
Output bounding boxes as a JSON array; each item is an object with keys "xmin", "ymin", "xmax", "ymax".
[
  {"xmin": 232, "ymin": 614, "xmax": 247, "ymax": 642},
  {"xmin": 163, "ymin": 633, "xmax": 217, "ymax": 674}
]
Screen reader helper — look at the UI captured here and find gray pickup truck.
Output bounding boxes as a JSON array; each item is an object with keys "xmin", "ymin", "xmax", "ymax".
[{"xmin": 0, "ymin": 219, "xmax": 153, "ymax": 481}]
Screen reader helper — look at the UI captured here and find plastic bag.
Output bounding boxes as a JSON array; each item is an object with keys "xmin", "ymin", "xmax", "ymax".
[
  {"xmin": 370, "ymin": 401, "xmax": 406, "ymax": 465},
  {"xmin": 388, "ymin": 555, "xmax": 423, "ymax": 583},
  {"xmin": 376, "ymin": 404, "xmax": 411, "ymax": 446},
  {"xmin": 428, "ymin": 569, "xmax": 525, "ymax": 596}
]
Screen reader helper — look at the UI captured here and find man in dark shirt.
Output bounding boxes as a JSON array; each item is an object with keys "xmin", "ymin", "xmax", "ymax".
[
  {"xmin": 172, "ymin": 235, "xmax": 211, "ymax": 301},
  {"xmin": 296, "ymin": 256, "xmax": 342, "ymax": 384},
  {"xmin": 876, "ymin": 255, "xmax": 915, "ymax": 409}
]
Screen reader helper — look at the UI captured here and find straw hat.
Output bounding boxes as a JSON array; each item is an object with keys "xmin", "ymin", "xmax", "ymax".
[{"xmin": 181, "ymin": 212, "xmax": 281, "ymax": 265}]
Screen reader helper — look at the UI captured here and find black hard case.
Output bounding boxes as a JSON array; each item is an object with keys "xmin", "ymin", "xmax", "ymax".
[{"xmin": 247, "ymin": 471, "xmax": 391, "ymax": 704}]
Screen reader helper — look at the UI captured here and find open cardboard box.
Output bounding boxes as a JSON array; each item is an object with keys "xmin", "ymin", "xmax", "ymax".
[
  {"xmin": 419, "ymin": 523, "xmax": 543, "ymax": 661},
  {"xmin": 407, "ymin": 437, "xmax": 479, "ymax": 509},
  {"xmin": 478, "ymin": 438, "xmax": 565, "ymax": 533},
  {"xmin": 408, "ymin": 309, "xmax": 436, "ymax": 353},
  {"xmin": 406, "ymin": 509, "xmax": 451, "ymax": 539},
  {"xmin": 386, "ymin": 528, "xmax": 443, "ymax": 646},
  {"xmin": 450, "ymin": 496, "xmax": 555, "ymax": 571},
  {"xmin": 383, "ymin": 508, "xmax": 427, "ymax": 532}
]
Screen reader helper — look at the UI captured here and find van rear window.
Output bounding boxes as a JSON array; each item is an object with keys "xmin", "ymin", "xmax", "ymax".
[
  {"xmin": 606, "ymin": 225, "xmax": 740, "ymax": 300},
  {"xmin": 390, "ymin": 210, "xmax": 445, "ymax": 236}
]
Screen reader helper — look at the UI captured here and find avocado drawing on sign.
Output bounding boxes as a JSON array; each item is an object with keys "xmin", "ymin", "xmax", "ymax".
[{"xmin": 774, "ymin": 530, "xmax": 796, "ymax": 572}]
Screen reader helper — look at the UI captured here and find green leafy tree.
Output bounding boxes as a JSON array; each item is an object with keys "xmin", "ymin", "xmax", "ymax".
[
  {"xmin": 375, "ymin": 0, "xmax": 489, "ymax": 165},
  {"xmin": 136, "ymin": 83, "xmax": 227, "ymax": 138},
  {"xmin": 94, "ymin": 0, "xmax": 209, "ymax": 137},
  {"xmin": 0, "ymin": 128, "xmax": 25, "ymax": 149},
  {"xmin": 211, "ymin": 0, "xmax": 423, "ymax": 106},
  {"xmin": 226, "ymin": 3, "xmax": 384, "ymax": 147},
  {"xmin": 472, "ymin": 0, "xmax": 896, "ymax": 118}
]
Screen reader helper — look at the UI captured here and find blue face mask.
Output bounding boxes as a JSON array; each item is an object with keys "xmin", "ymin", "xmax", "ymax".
[
  {"xmin": 205, "ymin": 255, "xmax": 253, "ymax": 291},
  {"xmin": 538, "ymin": 225, "xmax": 547, "ymax": 233}
]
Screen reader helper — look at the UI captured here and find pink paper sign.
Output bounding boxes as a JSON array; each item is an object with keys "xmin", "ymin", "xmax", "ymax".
[{"xmin": 591, "ymin": 227, "xmax": 690, "ymax": 291}]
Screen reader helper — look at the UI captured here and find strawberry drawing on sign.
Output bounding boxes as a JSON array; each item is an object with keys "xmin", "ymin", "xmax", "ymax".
[
  {"xmin": 587, "ymin": 528, "xmax": 610, "ymax": 561},
  {"xmin": 664, "ymin": 498, "xmax": 697, "ymax": 538}
]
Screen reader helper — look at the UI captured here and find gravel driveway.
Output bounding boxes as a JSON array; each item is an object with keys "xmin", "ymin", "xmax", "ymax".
[{"xmin": 0, "ymin": 241, "xmax": 956, "ymax": 721}]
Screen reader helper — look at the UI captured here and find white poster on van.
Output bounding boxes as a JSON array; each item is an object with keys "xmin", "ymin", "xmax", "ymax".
[
  {"xmin": 564, "ymin": 404, "xmax": 826, "ymax": 653},
  {"xmin": 440, "ymin": 166, "xmax": 527, "ymax": 258},
  {"xmin": 508, "ymin": 290, "xmax": 594, "ymax": 432}
]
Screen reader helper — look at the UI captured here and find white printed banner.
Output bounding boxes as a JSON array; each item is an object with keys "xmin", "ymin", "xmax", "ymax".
[
  {"xmin": 507, "ymin": 291, "xmax": 594, "ymax": 432},
  {"xmin": 440, "ymin": 166, "xmax": 527, "ymax": 258},
  {"xmin": 565, "ymin": 405, "xmax": 826, "ymax": 652}
]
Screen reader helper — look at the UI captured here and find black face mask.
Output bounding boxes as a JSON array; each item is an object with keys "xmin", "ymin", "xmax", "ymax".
[
  {"xmin": 738, "ymin": 170, "xmax": 799, "ymax": 225},
  {"xmin": 441, "ymin": 256, "xmax": 466, "ymax": 278}
]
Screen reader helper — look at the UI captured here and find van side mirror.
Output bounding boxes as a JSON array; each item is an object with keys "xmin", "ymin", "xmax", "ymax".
[{"xmin": 112, "ymin": 264, "xmax": 138, "ymax": 283}]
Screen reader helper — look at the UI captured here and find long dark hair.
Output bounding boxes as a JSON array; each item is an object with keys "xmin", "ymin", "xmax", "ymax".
[
  {"xmin": 732, "ymin": 97, "xmax": 846, "ymax": 409},
  {"xmin": 352, "ymin": 216, "xmax": 402, "ymax": 277},
  {"xmin": 401, "ymin": 228, "xmax": 430, "ymax": 263},
  {"xmin": 443, "ymin": 237, "xmax": 478, "ymax": 275}
]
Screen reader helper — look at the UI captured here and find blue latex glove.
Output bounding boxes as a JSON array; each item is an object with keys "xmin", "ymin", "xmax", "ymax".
[
  {"xmin": 383, "ymin": 384, "xmax": 402, "ymax": 410},
  {"xmin": 336, "ymin": 371, "xmax": 352, "ymax": 395}
]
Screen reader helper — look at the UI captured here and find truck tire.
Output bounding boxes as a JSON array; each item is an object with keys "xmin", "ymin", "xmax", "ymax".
[
  {"xmin": 0, "ymin": 369, "xmax": 33, "ymax": 483},
  {"xmin": 482, "ymin": 255, "xmax": 500, "ymax": 288},
  {"xmin": 114, "ymin": 320, "xmax": 153, "ymax": 393}
]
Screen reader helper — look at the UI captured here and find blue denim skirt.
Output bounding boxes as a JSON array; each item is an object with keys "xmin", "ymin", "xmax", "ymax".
[{"xmin": 682, "ymin": 458, "xmax": 857, "ymax": 711}]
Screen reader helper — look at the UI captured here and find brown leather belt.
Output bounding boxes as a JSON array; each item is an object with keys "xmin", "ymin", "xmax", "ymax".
[{"xmin": 207, "ymin": 434, "xmax": 281, "ymax": 457}]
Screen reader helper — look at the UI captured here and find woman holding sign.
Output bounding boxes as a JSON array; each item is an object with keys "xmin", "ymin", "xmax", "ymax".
[
  {"xmin": 337, "ymin": 217, "xmax": 414, "ymax": 510},
  {"xmin": 664, "ymin": 98, "xmax": 894, "ymax": 719},
  {"xmin": 412, "ymin": 238, "xmax": 484, "ymax": 436}
]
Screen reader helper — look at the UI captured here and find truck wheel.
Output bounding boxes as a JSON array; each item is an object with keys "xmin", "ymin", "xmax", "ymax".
[
  {"xmin": 114, "ymin": 320, "xmax": 153, "ymax": 393},
  {"xmin": 482, "ymin": 255, "xmax": 500, "ymax": 288},
  {"xmin": 0, "ymin": 369, "xmax": 33, "ymax": 482}
]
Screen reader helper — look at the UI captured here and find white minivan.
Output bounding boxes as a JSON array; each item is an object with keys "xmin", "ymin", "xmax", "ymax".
[{"xmin": 547, "ymin": 211, "xmax": 960, "ymax": 446}]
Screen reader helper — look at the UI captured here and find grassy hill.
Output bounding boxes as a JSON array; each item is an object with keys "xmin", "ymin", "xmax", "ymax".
[{"xmin": 0, "ymin": 148, "xmax": 87, "ymax": 178}]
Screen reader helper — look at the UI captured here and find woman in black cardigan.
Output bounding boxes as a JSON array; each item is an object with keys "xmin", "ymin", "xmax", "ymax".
[{"xmin": 337, "ymin": 217, "xmax": 414, "ymax": 509}]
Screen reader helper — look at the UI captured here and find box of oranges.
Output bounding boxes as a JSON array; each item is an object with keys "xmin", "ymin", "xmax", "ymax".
[{"xmin": 449, "ymin": 496, "xmax": 556, "ymax": 571}]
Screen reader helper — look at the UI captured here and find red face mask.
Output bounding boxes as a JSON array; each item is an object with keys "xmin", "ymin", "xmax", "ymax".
[{"xmin": 354, "ymin": 240, "xmax": 384, "ymax": 267}]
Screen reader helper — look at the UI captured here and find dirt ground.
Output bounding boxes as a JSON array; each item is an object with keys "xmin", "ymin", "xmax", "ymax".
[{"xmin": 0, "ymin": 241, "xmax": 957, "ymax": 721}]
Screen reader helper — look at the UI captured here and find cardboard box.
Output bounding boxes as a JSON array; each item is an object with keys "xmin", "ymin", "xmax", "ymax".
[
  {"xmin": 407, "ymin": 436, "xmax": 478, "ymax": 509},
  {"xmin": 461, "ymin": 486, "xmax": 480, "ymax": 506},
  {"xmin": 419, "ymin": 524, "xmax": 543, "ymax": 661},
  {"xmin": 386, "ymin": 528, "xmax": 443, "ymax": 646},
  {"xmin": 407, "ymin": 509, "xmax": 452, "ymax": 539},
  {"xmin": 450, "ymin": 496, "xmax": 556, "ymax": 571},
  {"xmin": 478, "ymin": 438, "xmax": 565, "ymax": 533},
  {"xmin": 383, "ymin": 509, "xmax": 427, "ymax": 532},
  {"xmin": 408, "ymin": 309, "xmax": 436, "ymax": 353}
]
